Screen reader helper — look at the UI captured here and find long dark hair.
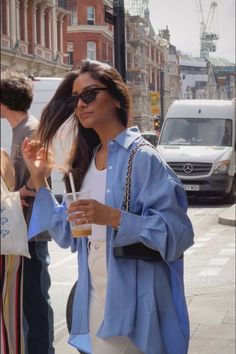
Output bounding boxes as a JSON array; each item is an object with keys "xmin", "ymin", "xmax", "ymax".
[{"xmin": 36, "ymin": 60, "xmax": 131, "ymax": 192}]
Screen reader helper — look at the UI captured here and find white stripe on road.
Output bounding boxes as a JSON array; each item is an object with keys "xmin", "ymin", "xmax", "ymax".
[
  {"xmin": 218, "ymin": 249, "xmax": 235, "ymax": 256},
  {"xmin": 50, "ymin": 254, "xmax": 77, "ymax": 269},
  {"xmin": 53, "ymin": 281, "xmax": 75, "ymax": 286},
  {"xmin": 198, "ymin": 268, "xmax": 221, "ymax": 276},
  {"xmin": 192, "ymin": 242, "xmax": 206, "ymax": 248},
  {"xmin": 55, "ymin": 319, "xmax": 68, "ymax": 330},
  {"xmin": 197, "ymin": 237, "xmax": 212, "ymax": 242},
  {"xmin": 54, "ymin": 320, "xmax": 68, "ymax": 336},
  {"xmin": 208, "ymin": 258, "xmax": 229, "ymax": 266},
  {"xmin": 226, "ymin": 242, "xmax": 235, "ymax": 248}
]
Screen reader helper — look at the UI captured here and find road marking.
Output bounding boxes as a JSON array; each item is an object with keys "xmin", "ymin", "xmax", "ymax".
[
  {"xmin": 218, "ymin": 249, "xmax": 235, "ymax": 256},
  {"xmin": 55, "ymin": 319, "xmax": 67, "ymax": 330},
  {"xmin": 53, "ymin": 281, "xmax": 75, "ymax": 286},
  {"xmin": 197, "ymin": 237, "xmax": 212, "ymax": 242},
  {"xmin": 185, "ymin": 248, "xmax": 196, "ymax": 256},
  {"xmin": 208, "ymin": 258, "xmax": 229, "ymax": 266},
  {"xmin": 54, "ymin": 320, "xmax": 67, "ymax": 335},
  {"xmin": 50, "ymin": 254, "xmax": 76, "ymax": 269},
  {"xmin": 226, "ymin": 242, "xmax": 235, "ymax": 248},
  {"xmin": 198, "ymin": 268, "xmax": 221, "ymax": 276},
  {"xmin": 192, "ymin": 242, "xmax": 205, "ymax": 248}
]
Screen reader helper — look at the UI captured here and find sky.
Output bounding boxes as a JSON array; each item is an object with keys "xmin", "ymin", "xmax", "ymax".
[{"xmin": 147, "ymin": 0, "xmax": 235, "ymax": 62}]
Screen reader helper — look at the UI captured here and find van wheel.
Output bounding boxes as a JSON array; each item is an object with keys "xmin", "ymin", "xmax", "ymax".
[
  {"xmin": 224, "ymin": 176, "xmax": 235, "ymax": 204},
  {"xmin": 66, "ymin": 281, "xmax": 86, "ymax": 354}
]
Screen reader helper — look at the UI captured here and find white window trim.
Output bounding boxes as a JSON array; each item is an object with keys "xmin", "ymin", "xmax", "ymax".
[
  {"xmin": 87, "ymin": 6, "xmax": 95, "ymax": 25},
  {"xmin": 87, "ymin": 41, "xmax": 96, "ymax": 60}
]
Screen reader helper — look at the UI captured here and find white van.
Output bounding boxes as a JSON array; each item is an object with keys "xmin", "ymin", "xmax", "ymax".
[
  {"xmin": 157, "ymin": 99, "xmax": 236, "ymax": 202},
  {"xmin": 0, "ymin": 77, "xmax": 73, "ymax": 194}
]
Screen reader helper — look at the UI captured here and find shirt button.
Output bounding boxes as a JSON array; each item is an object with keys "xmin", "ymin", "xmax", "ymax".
[
  {"xmin": 110, "ymin": 141, "xmax": 114, "ymax": 145},
  {"xmin": 108, "ymin": 165, "xmax": 112, "ymax": 170},
  {"xmin": 106, "ymin": 189, "xmax": 111, "ymax": 193}
]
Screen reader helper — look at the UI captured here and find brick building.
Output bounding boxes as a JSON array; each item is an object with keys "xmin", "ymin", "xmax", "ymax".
[
  {"xmin": 1, "ymin": 0, "xmax": 70, "ymax": 76},
  {"xmin": 65, "ymin": 0, "xmax": 113, "ymax": 68}
]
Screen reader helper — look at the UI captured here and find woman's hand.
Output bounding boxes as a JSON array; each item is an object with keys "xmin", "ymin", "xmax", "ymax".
[
  {"xmin": 67, "ymin": 199, "xmax": 121, "ymax": 228},
  {"xmin": 22, "ymin": 137, "xmax": 53, "ymax": 190}
]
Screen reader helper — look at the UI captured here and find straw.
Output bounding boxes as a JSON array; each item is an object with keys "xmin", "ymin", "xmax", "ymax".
[{"xmin": 69, "ymin": 171, "xmax": 77, "ymax": 201}]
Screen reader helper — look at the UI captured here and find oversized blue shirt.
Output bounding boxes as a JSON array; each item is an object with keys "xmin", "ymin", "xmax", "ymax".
[{"xmin": 28, "ymin": 127, "xmax": 194, "ymax": 354}]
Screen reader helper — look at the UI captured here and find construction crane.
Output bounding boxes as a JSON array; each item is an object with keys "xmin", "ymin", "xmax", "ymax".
[{"xmin": 195, "ymin": 0, "xmax": 219, "ymax": 58}]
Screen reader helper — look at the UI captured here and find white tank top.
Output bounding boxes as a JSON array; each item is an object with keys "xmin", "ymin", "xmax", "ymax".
[{"xmin": 80, "ymin": 157, "xmax": 107, "ymax": 241}]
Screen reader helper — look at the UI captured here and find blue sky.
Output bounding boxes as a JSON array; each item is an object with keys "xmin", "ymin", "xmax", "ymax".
[{"xmin": 146, "ymin": 0, "xmax": 235, "ymax": 62}]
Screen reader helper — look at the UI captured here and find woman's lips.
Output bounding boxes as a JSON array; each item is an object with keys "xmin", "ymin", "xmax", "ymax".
[{"xmin": 79, "ymin": 112, "xmax": 93, "ymax": 119}]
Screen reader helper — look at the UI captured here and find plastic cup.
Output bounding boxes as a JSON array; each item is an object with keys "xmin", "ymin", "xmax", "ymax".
[{"xmin": 65, "ymin": 191, "xmax": 92, "ymax": 237}]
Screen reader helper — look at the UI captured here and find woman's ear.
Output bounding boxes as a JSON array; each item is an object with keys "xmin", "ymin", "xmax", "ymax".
[{"xmin": 115, "ymin": 100, "xmax": 121, "ymax": 110}]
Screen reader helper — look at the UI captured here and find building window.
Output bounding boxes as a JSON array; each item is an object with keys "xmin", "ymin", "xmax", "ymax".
[
  {"xmin": 1, "ymin": 1, "xmax": 7, "ymax": 35},
  {"xmin": 102, "ymin": 43, "xmax": 106, "ymax": 61},
  {"xmin": 71, "ymin": 6, "xmax": 77, "ymax": 25},
  {"xmin": 87, "ymin": 41, "xmax": 96, "ymax": 60},
  {"xmin": 108, "ymin": 46, "xmax": 112, "ymax": 63},
  {"xmin": 87, "ymin": 6, "xmax": 95, "ymax": 25},
  {"xmin": 127, "ymin": 52, "xmax": 131, "ymax": 68},
  {"xmin": 36, "ymin": 6, "xmax": 41, "ymax": 44},
  {"xmin": 126, "ymin": 25, "xmax": 130, "ymax": 41},
  {"xmin": 67, "ymin": 42, "xmax": 74, "ymax": 65}
]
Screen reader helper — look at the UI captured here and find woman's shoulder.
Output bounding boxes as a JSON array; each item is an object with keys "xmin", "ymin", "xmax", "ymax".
[{"xmin": 131, "ymin": 138, "xmax": 161, "ymax": 161}]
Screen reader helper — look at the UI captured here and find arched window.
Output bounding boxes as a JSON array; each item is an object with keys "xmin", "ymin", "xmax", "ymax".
[{"xmin": 87, "ymin": 41, "xmax": 96, "ymax": 60}]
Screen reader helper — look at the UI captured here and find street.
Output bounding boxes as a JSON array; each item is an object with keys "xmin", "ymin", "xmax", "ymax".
[{"xmin": 49, "ymin": 202, "xmax": 235, "ymax": 354}]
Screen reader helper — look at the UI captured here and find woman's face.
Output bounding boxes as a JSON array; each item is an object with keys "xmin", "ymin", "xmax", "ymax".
[{"xmin": 72, "ymin": 72, "xmax": 119, "ymax": 129}]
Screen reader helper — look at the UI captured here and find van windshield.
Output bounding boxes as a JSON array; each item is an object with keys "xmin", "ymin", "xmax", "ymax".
[{"xmin": 159, "ymin": 118, "xmax": 232, "ymax": 146}]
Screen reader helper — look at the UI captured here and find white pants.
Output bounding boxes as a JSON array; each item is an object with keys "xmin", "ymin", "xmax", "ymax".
[{"xmin": 88, "ymin": 241, "xmax": 143, "ymax": 354}]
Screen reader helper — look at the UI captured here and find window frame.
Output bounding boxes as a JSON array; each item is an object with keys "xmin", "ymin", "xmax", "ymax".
[
  {"xmin": 87, "ymin": 41, "xmax": 96, "ymax": 60},
  {"xmin": 87, "ymin": 6, "xmax": 95, "ymax": 25}
]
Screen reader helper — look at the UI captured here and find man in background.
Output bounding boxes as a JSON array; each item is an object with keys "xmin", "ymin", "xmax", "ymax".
[{"xmin": 0, "ymin": 72, "xmax": 54, "ymax": 354}]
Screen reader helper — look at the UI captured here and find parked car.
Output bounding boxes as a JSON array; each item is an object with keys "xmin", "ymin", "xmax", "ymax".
[
  {"xmin": 157, "ymin": 99, "xmax": 235, "ymax": 202},
  {"xmin": 141, "ymin": 131, "xmax": 159, "ymax": 146}
]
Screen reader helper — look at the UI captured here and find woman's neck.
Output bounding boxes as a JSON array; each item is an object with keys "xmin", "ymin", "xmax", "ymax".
[{"xmin": 96, "ymin": 123, "xmax": 126, "ymax": 150}]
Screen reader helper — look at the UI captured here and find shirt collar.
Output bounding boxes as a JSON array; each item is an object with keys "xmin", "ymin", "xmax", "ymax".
[{"xmin": 113, "ymin": 126, "xmax": 141, "ymax": 149}]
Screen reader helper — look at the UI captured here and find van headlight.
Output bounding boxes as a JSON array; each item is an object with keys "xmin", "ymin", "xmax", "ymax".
[{"xmin": 213, "ymin": 160, "xmax": 230, "ymax": 174}]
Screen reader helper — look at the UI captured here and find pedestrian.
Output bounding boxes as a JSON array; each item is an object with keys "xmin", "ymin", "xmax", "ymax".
[
  {"xmin": 0, "ymin": 72, "xmax": 54, "ymax": 354},
  {"xmin": 22, "ymin": 60, "xmax": 194, "ymax": 354},
  {"xmin": 0, "ymin": 148, "xmax": 25, "ymax": 354}
]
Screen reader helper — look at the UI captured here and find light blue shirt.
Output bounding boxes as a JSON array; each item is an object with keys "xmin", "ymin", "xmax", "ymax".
[{"xmin": 28, "ymin": 127, "xmax": 194, "ymax": 354}]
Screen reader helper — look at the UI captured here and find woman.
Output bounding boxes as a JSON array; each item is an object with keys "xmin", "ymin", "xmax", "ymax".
[
  {"xmin": 0, "ymin": 148, "xmax": 25, "ymax": 354},
  {"xmin": 22, "ymin": 60, "xmax": 194, "ymax": 354}
]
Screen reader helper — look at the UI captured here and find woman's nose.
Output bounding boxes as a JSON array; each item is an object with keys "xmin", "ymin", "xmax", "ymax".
[{"xmin": 76, "ymin": 97, "xmax": 87, "ymax": 109}]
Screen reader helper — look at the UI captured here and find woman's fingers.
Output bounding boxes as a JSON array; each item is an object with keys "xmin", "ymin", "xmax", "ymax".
[{"xmin": 68, "ymin": 200, "xmax": 90, "ymax": 213}]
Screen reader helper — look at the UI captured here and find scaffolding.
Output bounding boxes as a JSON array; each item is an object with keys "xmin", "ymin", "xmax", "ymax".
[{"xmin": 125, "ymin": 0, "xmax": 149, "ymax": 17}]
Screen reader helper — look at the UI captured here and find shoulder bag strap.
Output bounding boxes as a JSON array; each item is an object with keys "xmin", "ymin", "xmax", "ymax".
[{"xmin": 123, "ymin": 140, "xmax": 155, "ymax": 212}]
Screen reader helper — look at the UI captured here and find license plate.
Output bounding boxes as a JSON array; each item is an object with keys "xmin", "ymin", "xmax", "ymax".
[{"xmin": 183, "ymin": 184, "xmax": 200, "ymax": 191}]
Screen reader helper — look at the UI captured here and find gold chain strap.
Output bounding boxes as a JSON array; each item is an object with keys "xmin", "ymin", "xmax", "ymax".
[{"xmin": 123, "ymin": 141, "xmax": 154, "ymax": 212}]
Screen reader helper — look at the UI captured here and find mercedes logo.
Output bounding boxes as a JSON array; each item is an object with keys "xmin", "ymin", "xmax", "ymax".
[{"xmin": 183, "ymin": 163, "xmax": 194, "ymax": 174}]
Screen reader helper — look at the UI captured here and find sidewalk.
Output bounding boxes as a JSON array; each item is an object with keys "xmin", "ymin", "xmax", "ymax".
[
  {"xmin": 187, "ymin": 286, "xmax": 235, "ymax": 354},
  {"xmin": 218, "ymin": 204, "xmax": 236, "ymax": 227}
]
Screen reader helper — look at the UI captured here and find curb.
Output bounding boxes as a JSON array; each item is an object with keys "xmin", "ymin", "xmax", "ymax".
[{"xmin": 218, "ymin": 204, "xmax": 236, "ymax": 227}]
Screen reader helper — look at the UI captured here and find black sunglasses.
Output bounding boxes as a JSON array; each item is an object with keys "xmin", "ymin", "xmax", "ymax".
[{"xmin": 69, "ymin": 87, "xmax": 108, "ymax": 108}]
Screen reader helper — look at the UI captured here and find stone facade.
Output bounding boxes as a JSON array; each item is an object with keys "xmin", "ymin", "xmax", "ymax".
[
  {"xmin": 1, "ymin": 0, "xmax": 70, "ymax": 76},
  {"xmin": 126, "ymin": 10, "xmax": 167, "ymax": 131}
]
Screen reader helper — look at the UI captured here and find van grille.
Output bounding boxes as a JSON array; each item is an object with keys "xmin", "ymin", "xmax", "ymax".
[{"xmin": 168, "ymin": 162, "xmax": 212, "ymax": 176}]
